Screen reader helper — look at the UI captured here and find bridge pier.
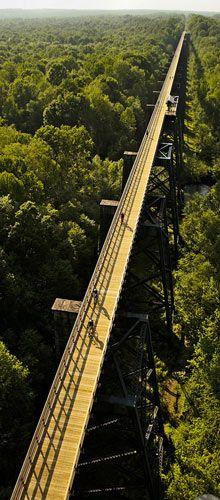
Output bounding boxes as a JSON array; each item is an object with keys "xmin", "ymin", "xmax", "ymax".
[
  {"xmin": 99, "ymin": 192, "xmax": 174, "ymax": 336},
  {"xmin": 125, "ymin": 195, "xmax": 174, "ymax": 336},
  {"xmin": 164, "ymin": 114, "xmax": 184, "ymax": 218},
  {"xmin": 148, "ymin": 141, "xmax": 180, "ymax": 259}
]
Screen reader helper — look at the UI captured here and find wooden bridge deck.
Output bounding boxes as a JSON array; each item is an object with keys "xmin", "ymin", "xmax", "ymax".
[{"xmin": 12, "ymin": 31, "xmax": 186, "ymax": 500}]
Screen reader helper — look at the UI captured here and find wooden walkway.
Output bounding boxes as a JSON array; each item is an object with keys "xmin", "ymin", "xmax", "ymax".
[{"xmin": 11, "ymin": 31, "xmax": 186, "ymax": 500}]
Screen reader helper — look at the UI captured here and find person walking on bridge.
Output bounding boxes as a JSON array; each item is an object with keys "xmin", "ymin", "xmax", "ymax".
[
  {"xmin": 88, "ymin": 319, "xmax": 94, "ymax": 338},
  {"xmin": 120, "ymin": 212, "xmax": 125, "ymax": 224},
  {"xmin": 92, "ymin": 288, "xmax": 98, "ymax": 303}
]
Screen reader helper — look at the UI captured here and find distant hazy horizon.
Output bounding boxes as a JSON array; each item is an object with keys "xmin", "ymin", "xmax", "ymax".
[
  {"xmin": 1, "ymin": 8, "xmax": 220, "ymax": 12},
  {"xmin": 0, "ymin": 1, "xmax": 219, "ymax": 14}
]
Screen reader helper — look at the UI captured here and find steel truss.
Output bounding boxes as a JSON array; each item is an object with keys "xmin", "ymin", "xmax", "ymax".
[
  {"xmin": 148, "ymin": 142, "xmax": 180, "ymax": 259},
  {"xmin": 124, "ymin": 119, "xmax": 184, "ymax": 261},
  {"xmin": 72, "ymin": 314, "xmax": 163, "ymax": 500},
  {"xmin": 125, "ymin": 195, "xmax": 174, "ymax": 335},
  {"xmin": 163, "ymin": 115, "xmax": 184, "ymax": 224}
]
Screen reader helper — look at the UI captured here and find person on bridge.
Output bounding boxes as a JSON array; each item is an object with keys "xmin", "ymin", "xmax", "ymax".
[
  {"xmin": 120, "ymin": 212, "xmax": 125, "ymax": 224},
  {"xmin": 88, "ymin": 319, "xmax": 94, "ymax": 337},
  {"xmin": 92, "ymin": 288, "xmax": 98, "ymax": 302}
]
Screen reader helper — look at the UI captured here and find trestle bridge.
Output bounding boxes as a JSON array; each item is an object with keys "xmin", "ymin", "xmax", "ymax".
[{"xmin": 12, "ymin": 31, "xmax": 188, "ymax": 500}]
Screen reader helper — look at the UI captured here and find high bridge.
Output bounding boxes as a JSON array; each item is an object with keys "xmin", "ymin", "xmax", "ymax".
[{"xmin": 12, "ymin": 31, "xmax": 188, "ymax": 500}]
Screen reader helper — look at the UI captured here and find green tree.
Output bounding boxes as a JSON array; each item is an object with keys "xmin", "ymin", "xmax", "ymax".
[
  {"xmin": 0, "ymin": 341, "xmax": 34, "ymax": 495},
  {"xmin": 46, "ymin": 61, "xmax": 67, "ymax": 86}
]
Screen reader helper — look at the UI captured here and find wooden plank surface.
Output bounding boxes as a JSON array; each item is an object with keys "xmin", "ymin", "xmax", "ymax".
[{"xmin": 11, "ymin": 31, "xmax": 186, "ymax": 500}]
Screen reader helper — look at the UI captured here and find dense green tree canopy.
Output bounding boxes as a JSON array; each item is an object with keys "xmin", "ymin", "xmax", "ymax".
[
  {"xmin": 165, "ymin": 14, "xmax": 220, "ymax": 500},
  {"xmin": 0, "ymin": 340, "xmax": 34, "ymax": 496}
]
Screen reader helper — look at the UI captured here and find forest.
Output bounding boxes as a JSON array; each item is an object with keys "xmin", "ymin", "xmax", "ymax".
[
  {"xmin": 165, "ymin": 14, "xmax": 220, "ymax": 499},
  {"xmin": 0, "ymin": 11, "xmax": 219, "ymax": 499}
]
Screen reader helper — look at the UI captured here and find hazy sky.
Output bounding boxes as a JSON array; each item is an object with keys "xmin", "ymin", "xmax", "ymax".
[{"xmin": 0, "ymin": 0, "xmax": 219, "ymax": 11}]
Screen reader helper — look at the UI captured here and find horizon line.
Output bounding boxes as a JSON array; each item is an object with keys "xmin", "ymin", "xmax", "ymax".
[{"xmin": 0, "ymin": 7, "xmax": 219, "ymax": 12}]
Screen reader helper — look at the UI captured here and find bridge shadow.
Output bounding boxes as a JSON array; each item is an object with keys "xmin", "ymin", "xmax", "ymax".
[{"xmin": 125, "ymin": 221, "xmax": 133, "ymax": 232}]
